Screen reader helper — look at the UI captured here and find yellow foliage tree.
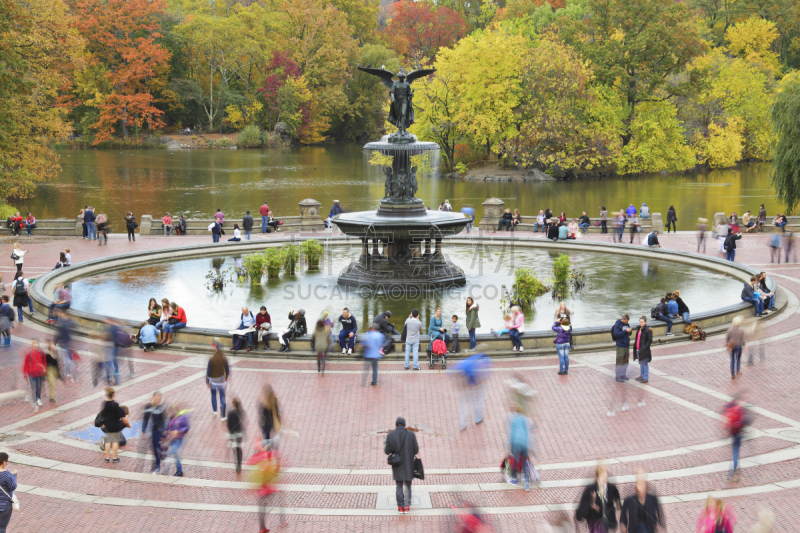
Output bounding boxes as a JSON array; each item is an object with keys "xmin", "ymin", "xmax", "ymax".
[
  {"xmin": 616, "ymin": 102, "xmax": 695, "ymax": 174},
  {"xmin": 1, "ymin": 0, "xmax": 85, "ymax": 200},
  {"xmin": 224, "ymin": 100, "xmax": 263, "ymax": 130},
  {"xmin": 725, "ymin": 17, "xmax": 781, "ymax": 76},
  {"xmin": 693, "ymin": 119, "xmax": 744, "ymax": 168}
]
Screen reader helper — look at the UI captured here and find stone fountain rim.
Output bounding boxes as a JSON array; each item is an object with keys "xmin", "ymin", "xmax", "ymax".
[{"xmin": 29, "ymin": 234, "xmax": 773, "ymax": 342}]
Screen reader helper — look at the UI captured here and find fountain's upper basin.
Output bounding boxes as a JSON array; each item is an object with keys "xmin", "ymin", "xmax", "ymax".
[{"xmin": 333, "ymin": 210, "xmax": 471, "ymax": 240}]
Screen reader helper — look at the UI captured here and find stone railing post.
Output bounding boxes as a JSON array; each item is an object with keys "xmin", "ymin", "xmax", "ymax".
[
  {"xmin": 298, "ymin": 198, "xmax": 322, "ymax": 229},
  {"xmin": 74, "ymin": 216, "xmax": 83, "ymax": 236},
  {"xmin": 712, "ymin": 212, "xmax": 726, "ymax": 232},
  {"xmin": 140, "ymin": 214, "xmax": 153, "ymax": 235},
  {"xmin": 651, "ymin": 213, "xmax": 663, "ymax": 232},
  {"xmin": 481, "ymin": 198, "xmax": 504, "ymax": 229}
]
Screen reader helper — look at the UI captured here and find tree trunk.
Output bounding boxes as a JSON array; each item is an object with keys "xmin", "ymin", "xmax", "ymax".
[{"xmin": 121, "ymin": 103, "xmax": 129, "ymax": 140}]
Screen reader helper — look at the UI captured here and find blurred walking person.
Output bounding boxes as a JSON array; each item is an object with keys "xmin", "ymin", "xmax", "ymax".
[
  {"xmin": 247, "ymin": 437, "xmax": 285, "ymax": 532},
  {"xmin": 384, "ymin": 416, "xmax": 419, "ymax": 513},
  {"xmin": 312, "ymin": 319, "xmax": 331, "ymax": 374},
  {"xmin": 142, "ymin": 391, "xmax": 166, "ymax": 474},
  {"xmin": 619, "ymin": 470, "xmax": 663, "ymax": 533},
  {"xmin": 45, "ymin": 342, "xmax": 61, "ymax": 404},
  {"xmin": 227, "ymin": 398, "xmax": 245, "ymax": 474},
  {"xmin": 743, "ymin": 316, "xmax": 765, "ymax": 366},
  {"xmin": 454, "ymin": 352, "xmax": 491, "ymax": 431},
  {"xmin": 726, "ymin": 316, "xmax": 745, "ymax": 380},
  {"xmin": 259, "ymin": 384, "xmax": 281, "ymax": 445},
  {"xmin": 506, "ymin": 405, "xmax": 537, "ymax": 491},
  {"xmin": 22, "ymin": 341, "xmax": 46, "ymax": 411},
  {"xmin": 163, "ymin": 405, "xmax": 190, "ymax": 477},
  {"xmin": 206, "ymin": 346, "xmax": 230, "ymax": 420},
  {"xmin": 697, "ymin": 496, "xmax": 736, "ymax": 533},
  {"xmin": 750, "ymin": 509, "xmax": 774, "ymax": 533},
  {"xmin": 361, "ymin": 325, "xmax": 384, "ymax": 387},
  {"xmin": 0, "ymin": 296, "xmax": 12, "ymax": 349},
  {"xmin": 696, "ymin": 218, "xmax": 708, "ymax": 253},
  {"xmin": 724, "ymin": 395, "xmax": 749, "ymax": 482},
  {"xmin": 576, "ymin": 464, "xmax": 621, "ymax": 533},
  {"xmin": 633, "ymin": 317, "xmax": 653, "ymax": 384},
  {"xmin": 613, "ymin": 315, "xmax": 632, "ymax": 381}
]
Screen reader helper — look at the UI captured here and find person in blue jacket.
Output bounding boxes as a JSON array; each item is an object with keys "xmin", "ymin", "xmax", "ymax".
[
  {"xmin": 337, "ymin": 308, "xmax": 357, "ymax": 355},
  {"xmin": 428, "ymin": 307, "xmax": 450, "ymax": 344},
  {"xmin": 613, "ymin": 315, "xmax": 632, "ymax": 382}
]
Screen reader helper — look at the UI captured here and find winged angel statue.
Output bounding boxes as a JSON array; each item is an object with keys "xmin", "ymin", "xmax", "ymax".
[{"xmin": 357, "ymin": 66, "xmax": 436, "ymax": 137}]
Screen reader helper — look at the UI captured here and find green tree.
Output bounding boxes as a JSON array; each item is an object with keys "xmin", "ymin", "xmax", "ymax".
[
  {"xmin": 770, "ymin": 71, "xmax": 800, "ymax": 212},
  {"xmin": 561, "ymin": 0, "xmax": 706, "ymax": 147}
]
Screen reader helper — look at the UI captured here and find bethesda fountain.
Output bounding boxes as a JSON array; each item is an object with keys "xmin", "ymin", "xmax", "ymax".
[{"xmin": 334, "ymin": 65, "xmax": 471, "ymax": 290}]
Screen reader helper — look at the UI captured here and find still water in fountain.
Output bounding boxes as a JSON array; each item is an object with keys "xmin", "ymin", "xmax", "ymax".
[{"xmin": 69, "ymin": 245, "xmax": 743, "ymax": 333}]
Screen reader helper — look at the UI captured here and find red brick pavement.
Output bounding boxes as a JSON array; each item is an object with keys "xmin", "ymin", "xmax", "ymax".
[{"xmin": 3, "ymin": 232, "xmax": 800, "ymax": 532}]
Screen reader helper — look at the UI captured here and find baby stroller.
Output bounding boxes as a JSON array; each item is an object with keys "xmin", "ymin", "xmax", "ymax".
[{"xmin": 429, "ymin": 338, "xmax": 448, "ymax": 369}]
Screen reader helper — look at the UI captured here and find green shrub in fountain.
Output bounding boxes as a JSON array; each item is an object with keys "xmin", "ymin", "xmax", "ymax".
[
  {"xmin": 237, "ymin": 125, "xmax": 263, "ymax": 148},
  {"xmin": 502, "ymin": 268, "xmax": 549, "ymax": 311},
  {"xmin": 264, "ymin": 248, "xmax": 285, "ymax": 278},
  {"xmin": 552, "ymin": 254, "xmax": 571, "ymax": 284},
  {"xmin": 242, "ymin": 253, "xmax": 266, "ymax": 283},
  {"xmin": 282, "ymin": 244, "xmax": 300, "ymax": 274},
  {"xmin": 301, "ymin": 239, "xmax": 323, "ymax": 269}
]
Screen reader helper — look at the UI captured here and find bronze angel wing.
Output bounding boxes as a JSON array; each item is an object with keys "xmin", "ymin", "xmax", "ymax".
[
  {"xmin": 357, "ymin": 66, "xmax": 395, "ymax": 90},
  {"xmin": 405, "ymin": 68, "xmax": 436, "ymax": 84}
]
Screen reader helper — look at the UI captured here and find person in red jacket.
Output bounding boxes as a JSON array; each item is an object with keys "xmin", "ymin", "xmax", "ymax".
[
  {"xmin": 22, "ymin": 341, "xmax": 46, "ymax": 411},
  {"xmin": 163, "ymin": 302, "xmax": 187, "ymax": 345}
]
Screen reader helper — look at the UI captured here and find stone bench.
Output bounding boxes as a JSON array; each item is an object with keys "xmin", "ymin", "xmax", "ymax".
[{"xmin": 484, "ymin": 215, "xmax": 655, "ymax": 234}]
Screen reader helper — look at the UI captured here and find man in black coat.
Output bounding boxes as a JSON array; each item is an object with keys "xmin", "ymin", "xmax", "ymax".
[
  {"xmin": 384, "ymin": 417, "xmax": 419, "ymax": 514},
  {"xmin": 620, "ymin": 471, "xmax": 663, "ymax": 533},
  {"xmin": 242, "ymin": 210, "xmax": 254, "ymax": 240},
  {"xmin": 632, "ymin": 316, "xmax": 653, "ymax": 384},
  {"xmin": 373, "ymin": 311, "xmax": 399, "ymax": 353}
]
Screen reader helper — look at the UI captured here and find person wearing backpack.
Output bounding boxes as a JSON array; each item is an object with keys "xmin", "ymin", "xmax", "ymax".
[
  {"xmin": 384, "ymin": 416, "xmax": 420, "ymax": 514},
  {"xmin": 553, "ymin": 317, "xmax": 572, "ymax": 376},
  {"xmin": 163, "ymin": 405, "xmax": 190, "ymax": 477},
  {"xmin": 723, "ymin": 227, "xmax": 742, "ymax": 262},
  {"xmin": 633, "ymin": 316, "xmax": 653, "ymax": 383},
  {"xmin": 613, "ymin": 315, "xmax": 632, "ymax": 382},
  {"xmin": 723, "ymin": 395, "xmax": 749, "ymax": 482},
  {"xmin": 11, "ymin": 273, "xmax": 32, "ymax": 323},
  {"xmin": 652, "ymin": 298, "xmax": 674, "ymax": 336}
]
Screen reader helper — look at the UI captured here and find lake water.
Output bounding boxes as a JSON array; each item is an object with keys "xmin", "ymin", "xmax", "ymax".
[
  {"xmin": 17, "ymin": 147, "xmax": 779, "ymax": 227},
  {"xmin": 69, "ymin": 245, "xmax": 743, "ymax": 333}
]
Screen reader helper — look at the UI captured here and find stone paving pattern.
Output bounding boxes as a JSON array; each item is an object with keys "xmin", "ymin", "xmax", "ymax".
[{"xmin": 1, "ymin": 230, "xmax": 800, "ymax": 531}]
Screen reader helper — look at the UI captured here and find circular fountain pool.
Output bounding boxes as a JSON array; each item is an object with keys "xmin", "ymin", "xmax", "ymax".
[{"xmin": 66, "ymin": 243, "xmax": 744, "ymax": 334}]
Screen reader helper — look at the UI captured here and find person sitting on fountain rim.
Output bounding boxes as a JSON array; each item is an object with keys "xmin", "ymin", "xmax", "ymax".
[
  {"xmin": 498, "ymin": 209, "xmax": 513, "ymax": 231},
  {"xmin": 338, "ymin": 308, "xmax": 358, "ymax": 355},
  {"xmin": 279, "ymin": 309, "xmax": 307, "ymax": 353},
  {"xmin": 428, "ymin": 307, "xmax": 450, "ymax": 346},
  {"xmin": 373, "ymin": 310, "xmax": 400, "ymax": 353},
  {"xmin": 232, "ymin": 307, "xmax": 256, "ymax": 352},
  {"xmin": 256, "ymin": 306, "xmax": 271, "ymax": 351}
]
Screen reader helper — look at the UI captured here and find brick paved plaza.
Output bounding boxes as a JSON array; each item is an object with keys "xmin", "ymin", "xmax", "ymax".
[{"xmin": 2, "ymin": 230, "xmax": 800, "ymax": 532}]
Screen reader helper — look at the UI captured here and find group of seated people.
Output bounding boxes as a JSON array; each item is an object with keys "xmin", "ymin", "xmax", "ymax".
[
  {"xmin": 137, "ymin": 298, "xmax": 188, "ymax": 350},
  {"xmin": 741, "ymin": 273, "xmax": 776, "ymax": 317},
  {"xmin": 650, "ymin": 291, "xmax": 691, "ymax": 336},
  {"xmin": 6, "ymin": 212, "xmax": 35, "ymax": 236}
]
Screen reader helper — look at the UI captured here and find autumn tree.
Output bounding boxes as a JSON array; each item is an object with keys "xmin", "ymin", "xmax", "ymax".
[
  {"xmin": 514, "ymin": 38, "xmax": 621, "ymax": 175},
  {"xmin": 70, "ymin": 0, "xmax": 171, "ymax": 144},
  {"xmin": 615, "ymin": 102, "xmax": 695, "ymax": 174},
  {"xmin": 770, "ymin": 72, "xmax": 800, "ymax": 212},
  {"xmin": 560, "ymin": 0, "xmax": 705, "ymax": 148},
  {"xmin": 0, "ymin": 0, "xmax": 84, "ymax": 200},
  {"xmin": 384, "ymin": 1, "xmax": 470, "ymax": 62}
]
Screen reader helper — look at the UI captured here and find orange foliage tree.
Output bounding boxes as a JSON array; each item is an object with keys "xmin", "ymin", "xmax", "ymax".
[
  {"xmin": 384, "ymin": 1, "xmax": 470, "ymax": 63},
  {"xmin": 69, "ymin": 0, "xmax": 171, "ymax": 144}
]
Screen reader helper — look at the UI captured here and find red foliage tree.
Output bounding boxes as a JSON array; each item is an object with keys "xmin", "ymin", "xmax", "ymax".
[
  {"xmin": 259, "ymin": 51, "xmax": 302, "ymax": 125},
  {"xmin": 384, "ymin": 1, "xmax": 470, "ymax": 62},
  {"xmin": 70, "ymin": 0, "xmax": 171, "ymax": 144}
]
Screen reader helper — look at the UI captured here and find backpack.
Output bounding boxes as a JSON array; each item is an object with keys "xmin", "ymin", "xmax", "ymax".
[
  {"xmin": 725, "ymin": 404, "xmax": 745, "ymax": 435},
  {"xmin": 771, "ymin": 233, "xmax": 781, "ymax": 248},
  {"xmin": 14, "ymin": 279, "xmax": 26, "ymax": 296},
  {"xmin": 114, "ymin": 329, "xmax": 133, "ymax": 347},
  {"xmin": 691, "ymin": 326, "xmax": 706, "ymax": 341},
  {"xmin": 650, "ymin": 306, "xmax": 659, "ymax": 320},
  {"xmin": 610, "ymin": 321, "xmax": 618, "ymax": 341},
  {"xmin": 683, "ymin": 323, "xmax": 699, "ymax": 335}
]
